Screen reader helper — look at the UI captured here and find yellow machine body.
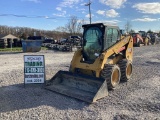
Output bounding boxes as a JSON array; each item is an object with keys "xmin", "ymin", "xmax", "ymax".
[
  {"xmin": 45, "ymin": 23, "xmax": 133, "ymax": 103},
  {"xmin": 70, "ymin": 35, "xmax": 133, "ymax": 77}
]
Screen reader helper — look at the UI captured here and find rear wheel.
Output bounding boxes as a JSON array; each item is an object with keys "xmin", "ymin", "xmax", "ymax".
[
  {"xmin": 119, "ymin": 60, "xmax": 132, "ymax": 81},
  {"xmin": 101, "ymin": 64, "xmax": 121, "ymax": 89}
]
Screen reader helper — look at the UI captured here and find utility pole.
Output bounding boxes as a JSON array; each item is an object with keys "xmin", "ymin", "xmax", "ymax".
[{"xmin": 85, "ymin": 0, "xmax": 92, "ymax": 24}]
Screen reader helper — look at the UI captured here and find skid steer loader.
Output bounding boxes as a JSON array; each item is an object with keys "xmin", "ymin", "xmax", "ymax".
[{"xmin": 45, "ymin": 23, "xmax": 133, "ymax": 103}]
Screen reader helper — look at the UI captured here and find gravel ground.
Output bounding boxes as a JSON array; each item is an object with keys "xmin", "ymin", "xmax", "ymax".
[{"xmin": 0, "ymin": 44, "xmax": 160, "ymax": 120}]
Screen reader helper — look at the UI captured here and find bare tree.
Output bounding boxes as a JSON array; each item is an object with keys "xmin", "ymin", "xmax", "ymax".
[
  {"xmin": 129, "ymin": 29, "xmax": 135, "ymax": 34},
  {"xmin": 147, "ymin": 29, "xmax": 153, "ymax": 33},
  {"xmin": 125, "ymin": 21, "xmax": 132, "ymax": 33},
  {"xmin": 65, "ymin": 16, "xmax": 84, "ymax": 35},
  {"xmin": 55, "ymin": 26, "xmax": 66, "ymax": 33},
  {"xmin": 0, "ymin": 22, "xmax": 83, "ymax": 40}
]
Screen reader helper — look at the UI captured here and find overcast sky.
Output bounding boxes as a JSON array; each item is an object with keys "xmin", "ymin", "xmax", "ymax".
[{"xmin": 0, "ymin": 0, "xmax": 160, "ymax": 32}]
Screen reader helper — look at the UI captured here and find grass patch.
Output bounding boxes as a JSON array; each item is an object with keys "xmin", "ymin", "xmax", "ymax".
[
  {"xmin": 0, "ymin": 47, "xmax": 22, "ymax": 52},
  {"xmin": 0, "ymin": 47, "xmax": 48, "ymax": 52},
  {"xmin": 41, "ymin": 47, "xmax": 48, "ymax": 50}
]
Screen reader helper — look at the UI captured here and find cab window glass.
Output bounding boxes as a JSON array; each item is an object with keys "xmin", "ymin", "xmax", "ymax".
[
  {"xmin": 112, "ymin": 29, "xmax": 119, "ymax": 42},
  {"xmin": 106, "ymin": 28, "xmax": 118, "ymax": 48},
  {"xmin": 83, "ymin": 27, "xmax": 102, "ymax": 61}
]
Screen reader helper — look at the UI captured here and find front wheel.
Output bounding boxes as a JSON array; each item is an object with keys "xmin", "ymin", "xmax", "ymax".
[{"xmin": 101, "ymin": 64, "xmax": 121, "ymax": 89}]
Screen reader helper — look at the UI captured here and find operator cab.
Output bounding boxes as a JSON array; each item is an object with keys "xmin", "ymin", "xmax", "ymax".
[{"xmin": 82, "ymin": 23, "xmax": 120, "ymax": 63}]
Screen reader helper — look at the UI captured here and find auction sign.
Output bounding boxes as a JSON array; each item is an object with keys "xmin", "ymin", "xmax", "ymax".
[{"xmin": 24, "ymin": 55, "xmax": 45, "ymax": 84}]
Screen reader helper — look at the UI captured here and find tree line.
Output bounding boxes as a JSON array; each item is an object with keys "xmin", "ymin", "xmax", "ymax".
[
  {"xmin": 1, "ymin": 16, "xmax": 159, "ymax": 40},
  {"xmin": 0, "ymin": 16, "xmax": 84, "ymax": 40}
]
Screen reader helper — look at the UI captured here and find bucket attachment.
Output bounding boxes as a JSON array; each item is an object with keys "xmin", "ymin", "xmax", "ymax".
[{"xmin": 45, "ymin": 71, "xmax": 108, "ymax": 103}]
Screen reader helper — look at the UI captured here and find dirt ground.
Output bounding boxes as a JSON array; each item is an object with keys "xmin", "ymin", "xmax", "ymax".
[{"xmin": 0, "ymin": 44, "xmax": 160, "ymax": 120}]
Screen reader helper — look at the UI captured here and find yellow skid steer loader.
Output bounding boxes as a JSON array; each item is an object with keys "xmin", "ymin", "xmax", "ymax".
[{"xmin": 45, "ymin": 23, "xmax": 133, "ymax": 103}]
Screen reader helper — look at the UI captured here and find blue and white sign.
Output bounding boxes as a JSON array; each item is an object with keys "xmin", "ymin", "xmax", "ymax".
[{"xmin": 24, "ymin": 55, "xmax": 45, "ymax": 84}]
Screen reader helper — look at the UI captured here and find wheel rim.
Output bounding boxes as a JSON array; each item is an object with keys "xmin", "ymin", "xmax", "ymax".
[
  {"xmin": 126, "ymin": 63, "xmax": 132, "ymax": 78},
  {"xmin": 111, "ymin": 68, "xmax": 120, "ymax": 87}
]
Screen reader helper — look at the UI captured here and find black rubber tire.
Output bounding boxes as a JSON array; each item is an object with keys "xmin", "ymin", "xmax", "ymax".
[
  {"xmin": 119, "ymin": 60, "xmax": 132, "ymax": 82},
  {"xmin": 101, "ymin": 64, "xmax": 121, "ymax": 89}
]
